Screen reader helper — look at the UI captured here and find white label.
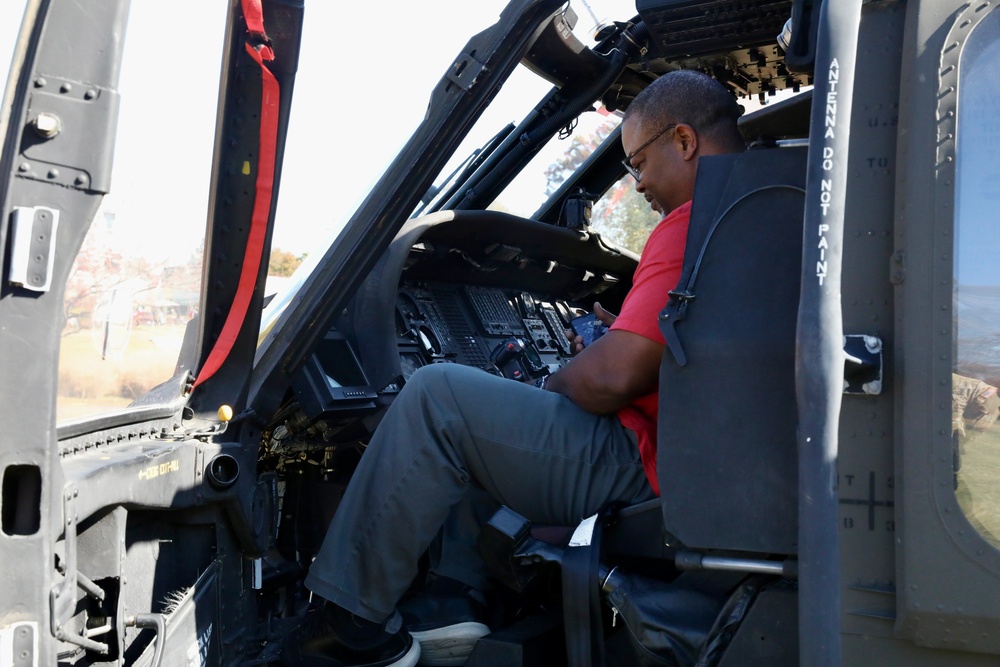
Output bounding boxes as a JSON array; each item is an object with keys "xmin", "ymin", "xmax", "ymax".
[
  {"xmin": 568, "ymin": 514, "xmax": 598, "ymax": 547},
  {"xmin": 186, "ymin": 622, "xmax": 213, "ymax": 666}
]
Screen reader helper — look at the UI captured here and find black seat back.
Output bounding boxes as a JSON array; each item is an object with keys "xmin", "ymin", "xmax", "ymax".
[{"xmin": 657, "ymin": 147, "xmax": 807, "ymax": 555}]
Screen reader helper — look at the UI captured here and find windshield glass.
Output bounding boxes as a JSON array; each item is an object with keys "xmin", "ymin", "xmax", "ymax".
[
  {"xmin": 45, "ymin": 1, "xmax": 225, "ymax": 421},
  {"xmin": 268, "ymin": 0, "xmax": 641, "ymax": 268},
  {"xmin": 495, "ymin": 111, "xmax": 661, "ymax": 254}
]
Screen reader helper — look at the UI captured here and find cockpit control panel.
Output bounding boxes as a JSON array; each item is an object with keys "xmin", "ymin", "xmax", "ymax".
[{"xmin": 395, "ymin": 281, "xmax": 580, "ymax": 382}]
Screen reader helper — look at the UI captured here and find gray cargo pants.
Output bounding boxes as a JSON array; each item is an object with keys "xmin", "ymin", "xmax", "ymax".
[{"xmin": 304, "ymin": 363, "xmax": 655, "ymax": 622}]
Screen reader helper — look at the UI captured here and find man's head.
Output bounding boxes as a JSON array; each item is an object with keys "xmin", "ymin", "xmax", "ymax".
[{"xmin": 621, "ymin": 70, "xmax": 745, "ymax": 214}]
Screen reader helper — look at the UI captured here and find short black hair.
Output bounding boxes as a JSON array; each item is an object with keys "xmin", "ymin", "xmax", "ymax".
[{"xmin": 624, "ymin": 70, "xmax": 745, "ymax": 152}]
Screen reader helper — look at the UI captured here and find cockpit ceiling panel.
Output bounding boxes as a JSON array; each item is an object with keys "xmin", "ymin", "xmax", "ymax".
[{"xmin": 637, "ymin": 0, "xmax": 794, "ymax": 59}]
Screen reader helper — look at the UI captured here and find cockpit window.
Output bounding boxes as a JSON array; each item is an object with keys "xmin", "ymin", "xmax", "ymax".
[
  {"xmin": 494, "ymin": 110, "xmax": 660, "ymax": 255},
  {"xmin": 492, "ymin": 111, "xmax": 613, "ymax": 215},
  {"xmin": 952, "ymin": 6, "xmax": 1000, "ymax": 548},
  {"xmin": 590, "ymin": 171, "xmax": 662, "ymax": 254},
  {"xmin": 55, "ymin": 1, "xmax": 226, "ymax": 423}
]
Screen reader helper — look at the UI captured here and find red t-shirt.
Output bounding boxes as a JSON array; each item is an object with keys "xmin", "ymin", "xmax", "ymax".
[{"xmin": 611, "ymin": 201, "xmax": 691, "ymax": 495}]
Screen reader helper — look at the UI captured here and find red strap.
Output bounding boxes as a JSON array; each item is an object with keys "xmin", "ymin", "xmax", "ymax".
[
  {"xmin": 193, "ymin": 3, "xmax": 278, "ymax": 390},
  {"xmin": 241, "ymin": 0, "xmax": 267, "ymax": 37}
]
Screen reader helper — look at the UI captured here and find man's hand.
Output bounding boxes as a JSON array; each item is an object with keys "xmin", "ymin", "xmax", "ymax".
[
  {"xmin": 565, "ymin": 302, "xmax": 617, "ymax": 354},
  {"xmin": 593, "ymin": 302, "xmax": 617, "ymax": 326},
  {"xmin": 550, "ymin": 302, "xmax": 661, "ymax": 415}
]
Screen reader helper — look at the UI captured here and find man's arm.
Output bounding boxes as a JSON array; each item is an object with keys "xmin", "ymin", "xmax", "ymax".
[
  {"xmin": 547, "ymin": 202, "xmax": 690, "ymax": 414},
  {"xmin": 544, "ymin": 329, "xmax": 662, "ymax": 414}
]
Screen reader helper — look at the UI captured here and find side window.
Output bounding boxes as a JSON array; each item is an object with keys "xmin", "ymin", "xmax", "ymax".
[
  {"xmin": 590, "ymin": 173, "xmax": 661, "ymax": 255},
  {"xmin": 498, "ymin": 111, "xmax": 660, "ymax": 255},
  {"xmin": 953, "ymin": 7, "xmax": 1000, "ymax": 547},
  {"xmin": 56, "ymin": 1, "xmax": 227, "ymax": 422}
]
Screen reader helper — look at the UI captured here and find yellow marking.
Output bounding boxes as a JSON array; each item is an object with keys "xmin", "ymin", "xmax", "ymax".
[
  {"xmin": 138, "ymin": 459, "xmax": 179, "ymax": 481},
  {"xmin": 242, "ymin": 161, "xmax": 251, "ymax": 175}
]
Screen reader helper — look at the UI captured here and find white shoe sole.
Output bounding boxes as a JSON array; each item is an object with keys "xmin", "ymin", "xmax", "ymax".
[{"xmin": 409, "ymin": 622, "xmax": 490, "ymax": 666}]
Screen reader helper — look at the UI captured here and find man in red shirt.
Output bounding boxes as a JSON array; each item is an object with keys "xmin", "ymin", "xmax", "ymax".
[
  {"xmin": 286, "ymin": 70, "xmax": 746, "ymax": 667},
  {"xmin": 555, "ymin": 69, "xmax": 746, "ymax": 494}
]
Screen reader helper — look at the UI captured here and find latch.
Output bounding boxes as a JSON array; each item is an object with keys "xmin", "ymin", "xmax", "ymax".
[
  {"xmin": 8, "ymin": 207, "xmax": 59, "ymax": 292},
  {"xmin": 0, "ymin": 621, "xmax": 38, "ymax": 667},
  {"xmin": 155, "ymin": 404, "xmax": 236, "ymax": 442}
]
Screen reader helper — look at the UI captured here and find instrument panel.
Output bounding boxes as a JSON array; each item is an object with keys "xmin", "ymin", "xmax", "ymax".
[
  {"xmin": 394, "ymin": 281, "xmax": 579, "ymax": 382},
  {"xmin": 292, "ymin": 209, "xmax": 638, "ymax": 424},
  {"xmin": 294, "ymin": 281, "xmax": 586, "ymax": 422}
]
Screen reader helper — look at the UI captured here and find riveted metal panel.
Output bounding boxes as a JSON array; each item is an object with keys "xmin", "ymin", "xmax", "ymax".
[{"xmin": 894, "ymin": 0, "xmax": 1000, "ymax": 655}]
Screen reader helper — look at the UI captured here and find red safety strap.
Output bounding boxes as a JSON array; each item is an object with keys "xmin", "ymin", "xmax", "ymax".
[
  {"xmin": 242, "ymin": 0, "xmax": 266, "ymax": 35},
  {"xmin": 193, "ymin": 0, "xmax": 278, "ymax": 389}
]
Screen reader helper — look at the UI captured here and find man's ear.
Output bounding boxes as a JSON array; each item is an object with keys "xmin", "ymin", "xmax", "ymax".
[{"xmin": 674, "ymin": 123, "xmax": 698, "ymax": 161}]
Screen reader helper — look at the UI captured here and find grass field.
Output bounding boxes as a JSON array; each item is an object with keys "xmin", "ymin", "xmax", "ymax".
[
  {"xmin": 57, "ymin": 323, "xmax": 187, "ymax": 422},
  {"xmin": 956, "ymin": 424, "xmax": 1000, "ymax": 548}
]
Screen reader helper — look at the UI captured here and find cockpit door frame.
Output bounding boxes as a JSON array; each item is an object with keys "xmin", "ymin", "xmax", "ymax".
[{"xmin": 0, "ymin": 1, "xmax": 130, "ymax": 662}]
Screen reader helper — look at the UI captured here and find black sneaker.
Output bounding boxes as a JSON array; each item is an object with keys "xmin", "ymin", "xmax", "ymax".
[
  {"xmin": 281, "ymin": 603, "xmax": 420, "ymax": 667},
  {"xmin": 399, "ymin": 578, "xmax": 490, "ymax": 667}
]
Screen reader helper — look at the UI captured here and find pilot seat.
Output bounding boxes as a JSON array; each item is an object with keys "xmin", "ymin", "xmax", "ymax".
[{"xmin": 468, "ymin": 144, "xmax": 808, "ymax": 667}]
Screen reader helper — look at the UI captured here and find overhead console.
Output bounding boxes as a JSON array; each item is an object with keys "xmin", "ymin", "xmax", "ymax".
[
  {"xmin": 637, "ymin": 0, "xmax": 792, "ymax": 58},
  {"xmin": 634, "ymin": 0, "xmax": 811, "ymax": 101}
]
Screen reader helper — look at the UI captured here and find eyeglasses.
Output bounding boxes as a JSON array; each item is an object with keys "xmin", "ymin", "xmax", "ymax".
[{"xmin": 621, "ymin": 123, "xmax": 677, "ymax": 182}]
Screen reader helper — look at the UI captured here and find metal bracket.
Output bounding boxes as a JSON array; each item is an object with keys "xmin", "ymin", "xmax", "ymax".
[
  {"xmin": 20, "ymin": 76, "xmax": 119, "ymax": 193},
  {"xmin": 843, "ymin": 334, "xmax": 883, "ymax": 395},
  {"xmin": 49, "ymin": 485, "xmax": 108, "ymax": 655},
  {"xmin": 8, "ymin": 207, "xmax": 59, "ymax": 292},
  {"xmin": 447, "ymin": 52, "xmax": 487, "ymax": 91}
]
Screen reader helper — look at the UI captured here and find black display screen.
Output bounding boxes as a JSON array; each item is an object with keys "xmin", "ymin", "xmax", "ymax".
[
  {"xmin": 293, "ymin": 332, "xmax": 378, "ymax": 419},
  {"xmin": 315, "ymin": 338, "xmax": 368, "ymax": 388}
]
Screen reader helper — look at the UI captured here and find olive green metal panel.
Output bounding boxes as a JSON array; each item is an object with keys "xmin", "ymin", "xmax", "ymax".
[
  {"xmin": 837, "ymin": 0, "xmax": 905, "ymax": 644},
  {"xmin": 893, "ymin": 0, "xmax": 1000, "ymax": 656}
]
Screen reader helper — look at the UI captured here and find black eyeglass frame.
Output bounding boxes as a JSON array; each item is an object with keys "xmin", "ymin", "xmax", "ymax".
[{"xmin": 621, "ymin": 123, "xmax": 678, "ymax": 182}]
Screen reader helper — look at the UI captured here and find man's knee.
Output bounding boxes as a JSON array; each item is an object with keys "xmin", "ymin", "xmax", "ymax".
[{"xmin": 404, "ymin": 362, "xmax": 479, "ymax": 396}]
